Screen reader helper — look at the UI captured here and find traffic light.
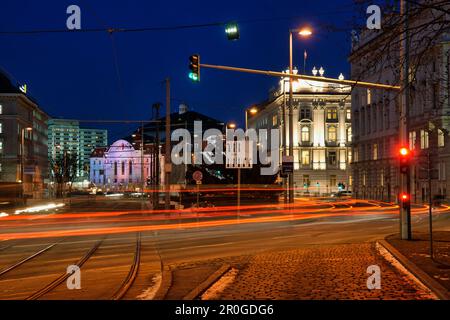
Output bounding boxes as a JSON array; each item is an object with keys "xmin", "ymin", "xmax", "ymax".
[
  {"xmin": 398, "ymin": 147, "xmax": 411, "ymax": 174},
  {"xmin": 189, "ymin": 54, "xmax": 200, "ymax": 82},
  {"xmin": 399, "ymin": 192, "xmax": 410, "ymax": 209},
  {"xmin": 225, "ymin": 22, "xmax": 240, "ymax": 40}
]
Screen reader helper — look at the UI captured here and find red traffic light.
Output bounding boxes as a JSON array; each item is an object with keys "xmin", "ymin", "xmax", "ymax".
[
  {"xmin": 400, "ymin": 193, "xmax": 410, "ymax": 201},
  {"xmin": 399, "ymin": 147, "xmax": 410, "ymax": 157}
]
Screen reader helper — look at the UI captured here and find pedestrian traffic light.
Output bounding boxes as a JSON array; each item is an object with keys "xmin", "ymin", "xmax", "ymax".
[
  {"xmin": 225, "ymin": 22, "xmax": 240, "ymax": 40},
  {"xmin": 189, "ymin": 54, "xmax": 200, "ymax": 82},
  {"xmin": 398, "ymin": 147, "xmax": 411, "ymax": 174}
]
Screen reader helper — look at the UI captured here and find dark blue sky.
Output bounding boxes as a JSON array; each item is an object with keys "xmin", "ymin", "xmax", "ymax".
[{"xmin": 0, "ymin": 0, "xmax": 365, "ymax": 140}]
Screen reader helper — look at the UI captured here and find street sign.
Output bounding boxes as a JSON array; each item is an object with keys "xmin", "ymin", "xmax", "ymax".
[
  {"xmin": 281, "ymin": 156, "xmax": 294, "ymax": 174},
  {"xmin": 193, "ymin": 170, "xmax": 203, "ymax": 182}
]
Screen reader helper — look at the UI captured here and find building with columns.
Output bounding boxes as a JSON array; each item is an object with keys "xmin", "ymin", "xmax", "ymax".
[{"xmin": 247, "ymin": 67, "xmax": 352, "ymax": 195}]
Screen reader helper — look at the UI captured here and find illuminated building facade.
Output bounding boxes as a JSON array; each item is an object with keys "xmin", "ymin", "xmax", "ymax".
[{"xmin": 247, "ymin": 68, "xmax": 352, "ymax": 195}]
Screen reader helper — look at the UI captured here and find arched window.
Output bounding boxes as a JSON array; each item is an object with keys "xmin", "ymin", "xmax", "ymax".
[
  {"xmin": 301, "ymin": 126, "xmax": 310, "ymax": 142},
  {"xmin": 114, "ymin": 161, "xmax": 118, "ymax": 176},
  {"xmin": 129, "ymin": 160, "xmax": 133, "ymax": 175}
]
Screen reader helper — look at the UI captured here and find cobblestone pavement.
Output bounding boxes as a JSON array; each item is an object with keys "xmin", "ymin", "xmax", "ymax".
[{"xmin": 217, "ymin": 243, "xmax": 435, "ymax": 300}]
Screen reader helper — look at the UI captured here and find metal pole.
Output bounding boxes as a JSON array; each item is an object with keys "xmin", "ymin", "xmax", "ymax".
[
  {"xmin": 154, "ymin": 103, "xmax": 160, "ymax": 210},
  {"xmin": 288, "ymin": 31, "xmax": 294, "ymax": 204},
  {"xmin": 400, "ymin": 0, "xmax": 412, "ymax": 240},
  {"xmin": 237, "ymin": 167, "xmax": 241, "ymax": 215},
  {"xmin": 282, "ymin": 80, "xmax": 288, "ymax": 204},
  {"xmin": 199, "ymin": 63, "xmax": 401, "ymax": 91},
  {"xmin": 428, "ymin": 146, "xmax": 434, "ymax": 259},
  {"xmin": 141, "ymin": 122, "xmax": 145, "ymax": 202},
  {"xmin": 165, "ymin": 78, "xmax": 171, "ymax": 210}
]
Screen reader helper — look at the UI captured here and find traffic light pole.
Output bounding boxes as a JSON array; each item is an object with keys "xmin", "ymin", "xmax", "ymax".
[
  {"xmin": 165, "ymin": 78, "xmax": 171, "ymax": 211},
  {"xmin": 400, "ymin": 0, "xmax": 412, "ymax": 240}
]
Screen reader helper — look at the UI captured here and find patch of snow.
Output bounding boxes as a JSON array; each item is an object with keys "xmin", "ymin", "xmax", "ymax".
[
  {"xmin": 201, "ymin": 268, "xmax": 239, "ymax": 300},
  {"xmin": 136, "ymin": 273, "xmax": 162, "ymax": 300}
]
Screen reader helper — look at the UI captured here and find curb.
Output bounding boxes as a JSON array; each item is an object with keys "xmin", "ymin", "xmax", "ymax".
[
  {"xmin": 153, "ymin": 265, "xmax": 172, "ymax": 300},
  {"xmin": 377, "ymin": 239, "xmax": 449, "ymax": 300},
  {"xmin": 183, "ymin": 264, "xmax": 231, "ymax": 300}
]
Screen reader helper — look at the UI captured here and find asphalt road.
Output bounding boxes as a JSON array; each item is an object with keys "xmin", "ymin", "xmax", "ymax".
[{"xmin": 0, "ymin": 197, "xmax": 448, "ymax": 299}]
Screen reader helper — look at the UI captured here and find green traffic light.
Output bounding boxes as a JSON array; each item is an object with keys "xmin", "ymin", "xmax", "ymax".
[
  {"xmin": 189, "ymin": 72, "xmax": 199, "ymax": 82},
  {"xmin": 225, "ymin": 22, "xmax": 240, "ymax": 40}
]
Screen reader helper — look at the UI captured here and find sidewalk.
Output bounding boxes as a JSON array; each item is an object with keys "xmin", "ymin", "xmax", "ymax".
[
  {"xmin": 385, "ymin": 232, "xmax": 450, "ymax": 294},
  {"xmin": 166, "ymin": 243, "xmax": 436, "ymax": 300}
]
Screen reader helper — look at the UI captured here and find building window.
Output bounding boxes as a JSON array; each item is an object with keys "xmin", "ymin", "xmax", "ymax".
[
  {"xmin": 300, "ymin": 107, "xmax": 311, "ymax": 120},
  {"xmin": 420, "ymin": 130, "xmax": 429, "ymax": 149},
  {"xmin": 409, "ymin": 131, "xmax": 417, "ymax": 150},
  {"xmin": 0, "ymin": 105, "xmax": 2, "ymax": 114},
  {"xmin": 328, "ymin": 150, "xmax": 337, "ymax": 166},
  {"xmin": 301, "ymin": 126, "xmax": 310, "ymax": 142},
  {"xmin": 346, "ymin": 109, "xmax": 351, "ymax": 121},
  {"xmin": 373, "ymin": 144, "xmax": 378, "ymax": 160},
  {"xmin": 272, "ymin": 114, "xmax": 278, "ymax": 127},
  {"xmin": 367, "ymin": 89, "xmax": 372, "ymax": 105},
  {"xmin": 328, "ymin": 126, "xmax": 337, "ymax": 142},
  {"xmin": 330, "ymin": 175, "xmax": 337, "ymax": 188},
  {"xmin": 114, "ymin": 161, "xmax": 118, "ymax": 176},
  {"xmin": 438, "ymin": 129, "xmax": 445, "ymax": 147},
  {"xmin": 121, "ymin": 161, "xmax": 125, "ymax": 175},
  {"xmin": 129, "ymin": 160, "xmax": 133, "ymax": 175},
  {"xmin": 348, "ymin": 149, "xmax": 353, "ymax": 164},
  {"xmin": 0, "ymin": 122, "xmax": 2, "ymax": 134},
  {"xmin": 326, "ymin": 108, "xmax": 338, "ymax": 121},
  {"xmin": 301, "ymin": 150, "xmax": 310, "ymax": 165},
  {"xmin": 346, "ymin": 127, "xmax": 352, "ymax": 143}
]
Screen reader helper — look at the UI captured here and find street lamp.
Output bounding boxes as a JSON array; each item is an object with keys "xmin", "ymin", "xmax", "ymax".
[
  {"xmin": 288, "ymin": 27, "xmax": 312, "ymax": 203},
  {"xmin": 245, "ymin": 107, "xmax": 258, "ymax": 130},
  {"xmin": 227, "ymin": 122, "xmax": 237, "ymax": 130}
]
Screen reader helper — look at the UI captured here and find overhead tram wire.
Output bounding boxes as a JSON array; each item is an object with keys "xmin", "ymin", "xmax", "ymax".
[{"xmin": 0, "ymin": 4, "xmax": 364, "ymax": 37}]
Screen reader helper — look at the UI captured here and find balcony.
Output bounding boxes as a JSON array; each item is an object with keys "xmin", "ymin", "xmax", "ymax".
[
  {"xmin": 299, "ymin": 141, "xmax": 313, "ymax": 147},
  {"xmin": 325, "ymin": 141, "xmax": 338, "ymax": 147}
]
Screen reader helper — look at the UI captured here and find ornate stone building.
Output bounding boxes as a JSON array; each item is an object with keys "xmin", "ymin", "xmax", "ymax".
[{"xmin": 247, "ymin": 68, "xmax": 352, "ymax": 195}]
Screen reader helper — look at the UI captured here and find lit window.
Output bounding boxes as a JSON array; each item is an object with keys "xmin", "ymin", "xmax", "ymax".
[
  {"xmin": 326, "ymin": 108, "xmax": 338, "ymax": 121},
  {"xmin": 348, "ymin": 150, "xmax": 353, "ymax": 164},
  {"xmin": 420, "ymin": 130, "xmax": 429, "ymax": 149},
  {"xmin": 0, "ymin": 105, "xmax": 2, "ymax": 114},
  {"xmin": 367, "ymin": 89, "xmax": 372, "ymax": 105},
  {"xmin": 346, "ymin": 109, "xmax": 351, "ymax": 121},
  {"xmin": 328, "ymin": 126, "xmax": 337, "ymax": 142},
  {"xmin": 347, "ymin": 127, "xmax": 352, "ymax": 143},
  {"xmin": 328, "ymin": 151, "xmax": 337, "ymax": 165},
  {"xmin": 272, "ymin": 114, "xmax": 278, "ymax": 126},
  {"xmin": 0, "ymin": 141, "xmax": 3, "ymax": 154},
  {"xmin": 0, "ymin": 122, "xmax": 2, "ymax": 134},
  {"xmin": 301, "ymin": 126, "xmax": 310, "ymax": 142},
  {"xmin": 301, "ymin": 150, "xmax": 310, "ymax": 165},
  {"xmin": 409, "ymin": 131, "xmax": 417, "ymax": 150},
  {"xmin": 438, "ymin": 129, "xmax": 445, "ymax": 147},
  {"xmin": 373, "ymin": 144, "xmax": 378, "ymax": 160}
]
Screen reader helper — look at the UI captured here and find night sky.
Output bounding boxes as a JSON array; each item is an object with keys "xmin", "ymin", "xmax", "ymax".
[{"xmin": 0, "ymin": 0, "xmax": 369, "ymax": 141}]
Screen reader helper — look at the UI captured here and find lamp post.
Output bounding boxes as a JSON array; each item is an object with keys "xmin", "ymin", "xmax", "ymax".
[
  {"xmin": 288, "ymin": 27, "xmax": 312, "ymax": 203},
  {"xmin": 20, "ymin": 127, "xmax": 33, "ymax": 197},
  {"xmin": 245, "ymin": 107, "xmax": 258, "ymax": 130}
]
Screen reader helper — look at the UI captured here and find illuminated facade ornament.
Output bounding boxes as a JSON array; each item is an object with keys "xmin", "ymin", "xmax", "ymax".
[
  {"xmin": 312, "ymin": 67, "xmax": 318, "ymax": 76},
  {"xmin": 339, "ymin": 73, "xmax": 344, "ymax": 81},
  {"xmin": 319, "ymin": 67, "xmax": 325, "ymax": 77},
  {"xmin": 19, "ymin": 84, "xmax": 27, "ymax": 94}
]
